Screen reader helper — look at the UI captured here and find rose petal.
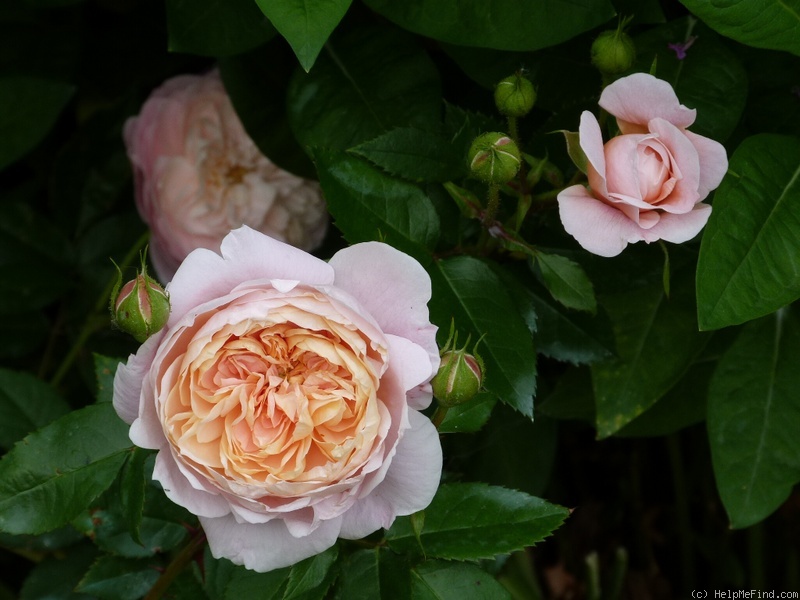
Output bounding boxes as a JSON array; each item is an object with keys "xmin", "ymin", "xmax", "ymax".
[
  {"xmin": 600, "ymin": 73, "xmax": 696, "ymax": 132},
  {"xmin": 385, "ymin": 334, "xmax": 437, "ymax": 410},
  {"xmin": 152, "ymin": 451, "xmax": 232, "ymax": 518},
  {"xmin": 645, "ymin": 203, "xmax": 712, "ymax": 244},
  {"xmin": 646, "ymin": 118, "xmax": 701, "ymax": 213},
  {"xmin": 113, "ymin": 334, "xmax": 161, "ymax": 425},
  {"xmin": 340, "ymin": 410, "xmax": 442, "ymax": 539},
  {"xmin": 200, "ymin": 514, "xmax": 342, "ymax": 572},
  {"xmin": 329, "ymin": 242, "xmax": 438, "ymax": 367},
  {"xmin": 167, "ymin": 226, "xmax": 335, "ymax": 325},
  {"xmin": 684, "ymin": 130, "xmax": 729, "ymax": 199},
  {"xmin": 579, "ymin": 111, "xmax": 609, "ymax": 199},
  {"xmin": 558, "ymin": 185, "xmax": 646, "ymax": 257}
]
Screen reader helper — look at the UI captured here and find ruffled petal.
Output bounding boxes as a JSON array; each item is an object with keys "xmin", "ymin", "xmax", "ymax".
[
  {"xmin": 167, "ymin": 226, "xmax": 335, "ymax": 326},
  {"xmin": 113, "ymin": 334, "xmax": 161, "ymax": 425},
  {"xmin": 684, "ymin": 130, "xmax": 729, "ymax": 199},
  {"xmin": 385, "ymin": 334, "xmax": 437, "ymax": 410},
  {"xmin": 340, "ymin": 410, "xmax": 441, "ymax": 539},
  {"xmin": 329, "ymin": 242, "xmax": 438, "ymax": 368},
  {"xmin": 200, "ymin": 514, "xmax": 342, "ymax": 573},
  {"xmin": 600, "ymin": 73, "xmax": 696, "ymax": 132},
  {"xmin": 152, "ymin": 451, "xmax": 232, "ymax": 518},
  {"xmin": 557, "ymin": 185, "xmax": 646, "ymax": 257},
  {"xmin": 645, "ymin": 203, "xmax": 712, "ymax": 244}
]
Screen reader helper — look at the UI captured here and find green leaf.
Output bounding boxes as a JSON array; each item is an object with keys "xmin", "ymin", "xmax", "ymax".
[
  {"xmin": 224, "ymin": 564, "xmax": 291, "ymax": 599},
  {"xmin": 313, "ymin": 150, "xmax": 440, "ymax": 263},
  {"xmin": 284, "ymin": 546, "xmax": 339, "ymax": 600},
  {"xmin": 429, "ymin": 257, "xmax": 537, "ymax": 417},
  {"xmin": 527, "ymin": 287, "xmax": 615, "ymax": 365},
  {"xmin": 438, "ymin": 392, "xmax": 497, "ymax": 434},
  {"xmin": 386, "ymin": 483, "xmax": 568, "ymax": 560},
  {"xmin": 0, "ymin": 369, "xmax": 70, "ymax": 450},
  {"xmin": 0, "ymin": 403, "xmax": 131, "ymax": 535},
  {"xmin": 94, "ymin": 354, "xmax": 122, "ymax": 405},
  {"xmin": 76, "ymin": 556, "xmax": 161, "ymax": 600},
  {"xmin": 255, "ymin": 0, "xmax": 352, "ymax": 72},
  {"xmin": 349, "ymin": 128, "xmax": 466, "ymax": 183},
  {"xmin": 332, "ymin": 549, "xmax": 410, "ymax": 600},
  {"xmin": 166, "ymin": 0, "xmax": 276, "ymax": 57},
  {"xmin": 634, "ymin": 18, "xmax": 747, "ymax": 141},
  {"xmin": 697, "ymin": 134, "xmax": 800, "ymax": 330},
  {"xmin": 708, "ymin": 308, "xmax": 800, "ymax": 528},
  {"xmin": 0, "ymin": 76, "xmax": 74, "ymax": 171},
  {"xmin": 287, "ymin": 26, "xmax": 441, "ymax": 151},
  {"xmin": 118, "ymin": 447, "xmax": 150, "ymax": 544},
  {"xmin": 558, "ymin": 130, "xmax": 588, "ymax": 175},
  {"xmin": 20, "ymin": 543, "xmax": 97, "ymax": 600},
  {"xmin": 592, "ymin": 265, "xmax": 709, "ymax": 438},
  {"xmin": 534, "ymin": 252, "xmax": 597, "ymax": 313},
  {"xmin": 679, "ymin": 0, "xmax": 800, "ymax": 56},
  {"xmin": 411, "ymin": 560, "xmax": 512, "ymax": 600},
  {"xmin": 362, "ymin": 0, "xmax": 615, "ymax": 52}
]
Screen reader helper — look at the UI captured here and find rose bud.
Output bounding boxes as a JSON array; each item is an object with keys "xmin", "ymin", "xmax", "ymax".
[
  {"xmin": 468, "ymin": 132, "xmax": 521, "ymax": 185},
  {"xmin": 431, "ymin": 329, "xmax": 485, "ymax": 408},
  {"xmin": 111, "ymin": 267, "xmax": 170, "ymax": 343},
  {"xmin": 494, "ymin": 73, "xmax": 537, "ymax": 118},
  {"xmin": 591, "ymin": 29, "xmax": 636, "ymax": 75}
]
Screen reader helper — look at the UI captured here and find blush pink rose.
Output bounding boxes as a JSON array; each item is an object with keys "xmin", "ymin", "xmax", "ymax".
[
  {"xmin": 557, "ymin": 73, "xmax": 728, "ymax": 257},
  {"xmin": 125, "ymin": 71, "xmax": 328, "ymax": 281},
  {"xmin": 113, "ymin": 227, "xmax": 442, "ymax": 572}
]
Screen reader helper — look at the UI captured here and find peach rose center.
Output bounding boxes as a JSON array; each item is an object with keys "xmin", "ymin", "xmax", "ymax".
[{"xmin": 161, "ymin": 290, "xmax": 387, "ymax": 497}]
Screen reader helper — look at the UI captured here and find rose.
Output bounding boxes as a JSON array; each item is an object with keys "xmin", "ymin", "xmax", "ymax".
[
  {"xmin": 113, "ymin": 226, "xmax": 442, "ymax": 572},
  {"xmin": 557, "ymin": 73, "xmax": 728, "ymax": 257},
  {"xmin": 124, "ymin": 71, "xmax": 328, "ymax": 281}
]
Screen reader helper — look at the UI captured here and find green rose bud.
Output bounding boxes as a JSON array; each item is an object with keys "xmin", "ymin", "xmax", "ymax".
[
  {"xmin": 431, "ymin": 327, "xmax": 485, "ymax": 408},
  {"xmin": 111, "ymin": 263, "xmax": 170, "ymax": 343},
  {"xmin": 468, "ymin": 132, "xmax": 521, "ymax": 185},
  {"xmin": 494, "ymin": 73, "xmax": 536, "ymax": 118},
  {"xmin": 591, "ymin": 29, "xmax": 636, "ymax": 75}
]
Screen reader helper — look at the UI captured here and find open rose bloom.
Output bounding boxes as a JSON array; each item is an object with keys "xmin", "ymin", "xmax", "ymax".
[
  {"xmin": 557, "ymin": 73, "xmax": 728, "ymax": 257},
  {"xmin": 113, "ymin": 227, "xmax": 442, "ymax": 571},
  {"xmin": 125, "ymin": 71, "xmax": 328, "ymax": 281}
]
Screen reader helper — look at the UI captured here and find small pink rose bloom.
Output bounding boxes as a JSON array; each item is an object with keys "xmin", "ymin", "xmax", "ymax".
[
  {"xmin": 557, "ymin": 73, "xmax": 728, "ymax": 257},
  {"xmin": 125, "ymin": 71, "xmax": 328, "ymax": 281},
  {"xmin": 113, "ymin": 227, "xmax": 442, "ymax": 572}
]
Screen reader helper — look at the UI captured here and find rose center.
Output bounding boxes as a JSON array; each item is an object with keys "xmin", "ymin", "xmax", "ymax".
[{"xmin": 637, "ymin": 142, "xmax": 677, "ymax": 204}]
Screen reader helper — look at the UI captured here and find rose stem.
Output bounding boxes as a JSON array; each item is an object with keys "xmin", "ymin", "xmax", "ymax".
[
  {"xmin": 49, "ymin": 230, "xmax": 150, "ymax": 387},
  {"xmin": 144, "ymin": 529, "xmax": 207, "ymax": 600},
  {"xmin": 482, "ymin": 184, "xmax": 501, "ymax": 227},
  {"xmin": 431, "ymin": 406, "xmax": 449, "ymax": 429}
]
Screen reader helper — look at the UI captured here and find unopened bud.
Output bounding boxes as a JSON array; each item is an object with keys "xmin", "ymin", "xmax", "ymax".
[
  {"xmin": 494, "ymin": 73, "xmax": 536, "ymax": 118},
  {"xmin": 468, "ymin": 132, "xmax": 521, "ymax": 185},
  {"xmin": 431, "ymin": 328, "xmax": 485, "ymax": 408},
  {"xmin": 110, "ymin": 263, "xmax": 170, "ymax": 343},
  {"xmin": 591, "ymin": 29, "xmax": 635, "ymax": 75}
]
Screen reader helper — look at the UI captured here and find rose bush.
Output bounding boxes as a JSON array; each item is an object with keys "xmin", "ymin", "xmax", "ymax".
[
  {"xmin": 112, "ymin": 227, "xmax": 442, "ymax": 572},
  {"xmin": 557, "ymin": 73, "xmax": 728, "ymax": 257},
  {"xmin": 125, "ymin": 71, "xmax": 328, "ymax": 281}
]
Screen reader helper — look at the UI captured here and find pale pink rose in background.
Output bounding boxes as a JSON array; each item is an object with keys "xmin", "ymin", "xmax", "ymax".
[
  {"xmin": 557, "ymin": 73, "xmax": 728, "ymax": 257},
  {"xmin": 125, "ymin": 71, "xmax": 328, "ymax": 281},
  {"xmin": 113, "ymin": 227, "xmax": 442, "ymax": 572}
]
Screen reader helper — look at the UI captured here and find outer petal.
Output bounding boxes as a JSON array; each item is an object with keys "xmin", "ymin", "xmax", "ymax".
[
  {"xmin": 600, "ymin": 73, "xmax": 696, "ymax": 132},
  {"xmin": 386, "ymin": 334, "xmax": 437, "ymax": 410},
  {"xmin": 113, "ymin": 334, "xmax": 161, "ymax": 425},
  {"xmin": 645, "ymin": 203, "xmax": 712, "ymax": 244},
  {"xmin": 579, "ymin": 111, "xmax": 609, "ymax": 200},
  {"xmin": 152, "ymin": 451, "xmax": 232, "ymax": 518},
  {"xmin": 328, "ymin": 242, "xmax": 438, "ymax": 367},
  {"xmin": 558, "ymin": 185, "xmax": 646, "ymax": 257},
  {"xmin": 167, "ymin": 226, "xmax": 335, "ymax": 325},
  {"xmin": 201, "ymin": 514, "xmax": 342, "ymax": 573},
  {"xmin": 339, "ymin": 410, "xmax": 442, "ymax": 539},
  {"xmin": 684, "ymin": 130, "xmax": 729, "ymax": 199}
]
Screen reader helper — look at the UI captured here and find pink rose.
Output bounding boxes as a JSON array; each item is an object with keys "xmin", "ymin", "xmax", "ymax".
[
  {"xmin": 124, "ymin": 71, "xmax": 328, "ymax": 281},
  {"xmin": 113, "ymin": 227, "xmax": 442, "ymax": 572},
  {"xmin": 557, "ymin": 73, "xmax": 728, "ymax": 257}
]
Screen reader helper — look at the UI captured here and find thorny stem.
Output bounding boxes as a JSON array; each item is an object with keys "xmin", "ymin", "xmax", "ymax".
[
  {"xmin": 144, "ymin": 529, "xmax": 207, "ymax": 600},
  {"xmin": 49, "ymin": 230, "xmax": 150, "ymax": 387}
]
